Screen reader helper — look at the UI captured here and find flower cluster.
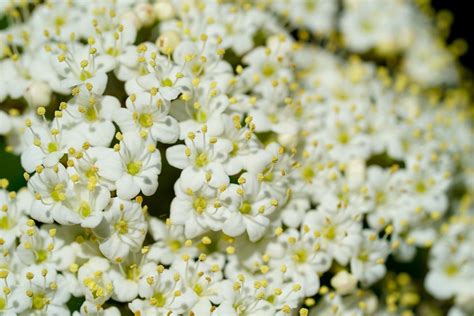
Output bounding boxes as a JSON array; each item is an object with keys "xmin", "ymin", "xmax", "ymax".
[{"xmin": 0, "ymin": 0, "xmax": 473, "ymax": 315}]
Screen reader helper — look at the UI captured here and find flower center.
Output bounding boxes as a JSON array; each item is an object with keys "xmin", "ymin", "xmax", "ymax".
[
  {"xmin": 444, "ymin": 263, "xmax": 459, "ymax": 276},
  {"xmin": 151, "ymin": 292, "xmax": 166, "ymax": 307},
  {"xmin": 193, "ymin": 196, "xmax": 208, "ymax": 214},
  {"xmin": 80, "ymin": 70, "xmax": 93, "ymax": 81},
  {"xmin": 261, "ymin": 167, "xmax": 274, "ymax": 182},
  {"xmin": 79, "ymin": 202, "xmax": 91, "ymax": 217},
  {"xmin": 293, "ymin": 248, "xmax": 308, "ymax": 263},
  {"xmin": 194, "ymin": 283, "xmax": 204, "ymax": 296},
  {"xmin": 85, "ymin": 166, "xmax": 98, "ymax": 178},
  {"xmin": 195, "ymin": 152, "xmax": 209, "ymax": 168},
  {"xmin": 115, "ymin": 220, "xmax": 128, "ymax": 234},
  {"xmin": 47, "ymin": 142, "xmax": 58, "ymax": 153},
  {"xmin": 230, "ymin": 142, "xmax": 239, "ymax": 157},
  {"xmin": 324, "ymin": 225, "xmax": 337, "ymax": 240},
  {"xmin": 375, "ymin": 191, "xmax": 386, "ymax": 204},
  {"xmin": 168, "ymin": 239, "xmax": 182, "ymax": 252},
  {"xmin": 358, "ymin": 250, "xmax": 369, "ymax": 262},
  {"xmin": 266, "ymin": 294, "xmax": 276, "ymax": 303},
  {"xmin": 262, "ymin": 63, "xmax": 275, "ymax": 77},
  {"xmin": 126, "ymin": 264, "xmax": 140, "ymax": 280},
  {"xmin": 161, "ymin": 78, "xmax": 173, "ymax": 87},
  {"xmin": 239, "ymin": 201, "xmax": 252, "ymax": 214},
  {"xmin": 225, "ymin": 23, "xmax": 234, "ymax": 34},
  {"xmin": 106, "ymin": 47, "xmax": 120, "ymax": 57},
  {"xmin": 32, "ymin": 292, "xmax": 48, "ymax": 310},
  {"xmin": 302, "ymin": 166, "xmax": 315, "ymax": 182},
  {"xmin": 193, "ymin": 110, "xmax": 207, "ymax": 123},
  {"xmin": 36, "ymin": 249, "xmax": 48, "ymax": 263},
  {"xmin": 138, "ymin": 113, "xmax": 154, "ymax": 128},
  {"xmin": 0, "ymin": 297, "xmax": 5, "ymax": 310},
  {"xmin": 50, "ymin": 184, "xmax": 66, "ymax": 202},
  {"xmin": 83, "ymin": 277, "xmax": 112, "ymax": 300},
  {"xmin": 0, "ymin": 216, "xmax": 10, "ymax": 230},
  {"xmin": 415, "ymin": 181, "xmax": 426, "ymax": 193},
  {"xmin": 338, "ymin": 132, "xmax": 350, "ymax": 144},
  {"xmin": 127, "ymin": 161, "xmax": 142, "ymax": 176},
  {"xmin": 305, "ymin": 0, "xmax": 316, "ymax": 11},
  {"xmin": 54, "ymin": 16, "xmax": 65, "ymax": 27},
  {"xmin": 192, "ymin": 63, "xmax": 202, "ymax": 75},
  {"xmin": 85, "ymin": 106, "xmax": 98, "ymax": 122},
  {"xmin": 361, "ymin": 20, "xmax": 373, "ymax": 32}
]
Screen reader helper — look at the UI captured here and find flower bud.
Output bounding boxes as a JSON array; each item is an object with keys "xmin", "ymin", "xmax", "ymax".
[
  {"xmin": 134, "ymin": 3, "xmax": 156, "ymax": 27},
  {"xmin": 25, "ymin": 81, "xmax": 51, "ymax": 108},
  {"xmin": 122, "ymin": 11, "xmax": 141, "ymax": 29},
  {"xmin": 330, "ymin": 270, "xmax": 357, "ymax": 295},
  {"xmin": 156, "ymin": 31, "xmax": 181, "ymax": 55},
  {"xmin": 153, "ymin": 0, "xmax": 175, "ymax": 21}
]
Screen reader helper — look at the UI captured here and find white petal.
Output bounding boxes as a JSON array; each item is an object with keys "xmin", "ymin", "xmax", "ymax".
[
  {"xmin": 223, "ymin": 213, "xmax": 245, "ymax": 237},
  {"xmin": 21, "ymin": 146, "xmax": 45, "ymax": 173},
  {"xmin": 116, "ymin": 174, "xmax": 140, "ymax": 200},
  {"xmin": 100, "ymin": 234, "xmax": 129, "ymax": 260},
  {"xmin": 170, "ymin": 198, "xmax": 192, "ymax": 225},
  {"xmin": 0, "ymin": 111, "xmax": 12, "ymax": 134},
  {"xmin": 135, "ymin": 173, "xmax": 158, "ymax": 196},
  {"xmin": 207, "ymin": 163, "xmax": 229, "ymax": 188},
  {"xmin": 181, "ymin": 167, "xmax": 206, "ymax": 191},
  {"xmin": 151, "ymin": 116, "xmax": 179, "ymax": 144},
  {"xmin": 166, "ymin": 144, "xmax": 190, "ymax": 169}
]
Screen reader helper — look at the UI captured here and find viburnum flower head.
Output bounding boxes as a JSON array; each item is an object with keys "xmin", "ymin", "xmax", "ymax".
[{"xmin": 0, "ymin": 0, "xmax": 472, "ymax": 315}]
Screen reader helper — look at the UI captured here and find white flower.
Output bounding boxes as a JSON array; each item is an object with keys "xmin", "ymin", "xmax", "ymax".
[
  {"xmin": 172, "ymin": 81, "xmax": 231, "ymax": 138},
  {"xmin": 130, "ymin": 49, "xmax": 193, "ymax": 101},
  {"xmin": 15, "ymin": 265, "xmax": 71, "ymax": 315},
  {"xmin": 425, "ymin": 221, "xmax": 474, "ymax": 300},
  {"xmin": 171, "ymin": 257, "xmax": 224, "ymax": 316},
  {"xmin": 109, "ymin": 253, "xmax": 155, "ymax": 302},
  {"xmin": 16, "ymin": 224, "xmax": 75, "ymax": 271},
  {"xmin": 62, "ymin": 93, "xmax": 121, "ymax": 147},
  {"xmin": 213, "ymin": 279, "xmax": 275, "ymax": 316},
  {"xmin": 147, "ymin": 218, "xmax": 198, "ymax": 265},
  {"xmin": 130, "ymin": 267, "xmax": 197, "ymax": 315},
  {"xmin": 76, "ymin": 301, "xmax": 121, "ymax": 316},
  {"xmin": 220, "ymin": 114, "xmax": 262, "ymax": 176},
  {"xmin": 114, "ymin": 92, "xmax": 179, "ymax": 144},
  {"xmin": 24, "ymin": 81, "xmax": 52, "ymax": 108},
  {"xmin": 205, "ymin": 6, "xmax": 260, "ymax": 55},
  {"xmin": 166, "ymin": 130, "xmax": 231, "ymax": 191},
  {"xmin": 246, "ymin": 142, "xmax": 292, "ymax": 205},
  {"xmin": 310, "ymin": 290, "xmax": 378, "ymax": 316},
  {"xmin": 304, "ymin": 207, "xmax": 362, "ymax": 266},
  {"xmin": 66, "ymin": 184, "xmax": 111, "ymax": 228},
  {"xmin": 170, "ymin": 180, "xmax": 228, "ymax": 239},
  {"xmin": 68, "ymin": 146, "xmax": 122, "ymax": 191},
  {"xmin": 27, "ymin": 164, "xmax": 75, "ymax": 224},
  {"xmin": 0, "ymin": 188, "xmax": 31, "ymax": 248},
  {"xmin": 51, "ymin": 43, "xmax": 115, "ymax": 94},
  {"xmin": 240, "ymin": 41, "xmax": 293, "ymax": 95},
  {"xmin": 221, "ymin": 173, "xmax": 278, "ymax": 242},
  {"xmin": 78, "ymin": 257, "xmax": 114, "ymax": 306},
  {"xmin": 404, "ymin": 32, "xmax": 459, "ymax": 87},
  {"xmin": 267, "ymin": 228, "xmax": 329, "ymax": 297},
  {"xmin": 114, "ymin": 132, "xmax": 162, "ymax": 200},
  {"xmin": 98, "ymin": 198, "xmax": 147, "ymax": 261},
  {"xmin": 21, "ymin": 118, "xmax": 84, "ymax": 173},
  {"xmin": 173, "ymin": 41, "xmax": 233, "ymax": 92},
  {"xmin": 331, "ymin": 270, "xmax": 357, "ymax": 295},
  {"xmin": 350, "ymin": 230, "xmax": 389, "ymax": 286}
]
